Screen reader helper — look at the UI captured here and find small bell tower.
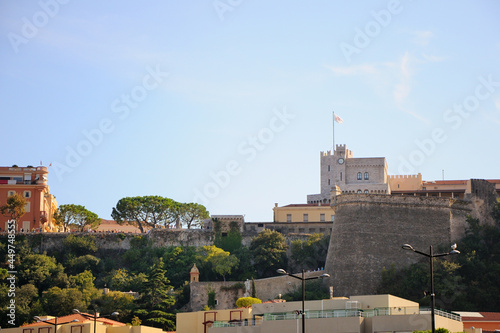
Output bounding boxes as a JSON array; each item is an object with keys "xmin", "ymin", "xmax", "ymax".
[{"xmin": 190, "ymin": 263, "xmax": 199, "ymax": 283}]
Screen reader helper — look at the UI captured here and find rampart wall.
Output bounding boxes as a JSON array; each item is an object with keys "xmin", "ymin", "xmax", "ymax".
[
  {"xmin": 324, "ymin": 193, "xmax": 472, "ymax": 297},
  {"xmin": 188, "ymin": 271, "xmax": 324, "ymax": 311},
  {"xmin": 22, "ymin": 227, "xmax": 314, "ymax": 253},
  {"xmin": 25, "ymin": 229, "xmax": 217, "ymax": 253}
]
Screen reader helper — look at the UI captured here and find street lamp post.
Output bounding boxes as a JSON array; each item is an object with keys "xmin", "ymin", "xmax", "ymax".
[
  {"xmin": 73, "ymin": 309, "xmax": 119, "ymax": 333},
  {"xmin": 402, "ymin": 243, "xmax": 460, "ymax": 333},
  {"xmin": 277, "ymin": 269, "xmax": 330, "ymax": 333}
]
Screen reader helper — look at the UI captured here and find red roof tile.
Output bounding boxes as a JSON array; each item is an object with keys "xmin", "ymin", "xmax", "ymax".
[
  {"xmin": 462, "ymin": 312, "xmax": 500, "ymax": 322},
  {"xmin": 24, "ymin": 313, "xmax": 126, "ymax": 327}
]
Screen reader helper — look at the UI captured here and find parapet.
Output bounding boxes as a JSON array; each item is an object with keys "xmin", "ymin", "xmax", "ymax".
[{"xmin": 331, "ymin": 193, "xmax": 471, "ymax": 211}]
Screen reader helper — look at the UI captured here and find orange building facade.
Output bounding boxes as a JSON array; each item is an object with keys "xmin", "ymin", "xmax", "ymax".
[{"xmin": 0, "ymin": 166, "xmax": 58, "ymax": 232}]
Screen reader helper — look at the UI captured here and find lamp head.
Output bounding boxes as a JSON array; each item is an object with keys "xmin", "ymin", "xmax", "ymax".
[
  {"xmin": 73, "ymin": 309, "xmax": 81, "ymax": 314},
  {"xmin": 110, "ymin": 312, "xmax": 119, "ymax": 317},
  {"xmin": 320, "ymin": 273, "xmax": 330, "ymax": 278},
  {"xmin": 402, "ymin": 244, "xmax": 415, "ymax": 251},
  {"xmin": 276, "ymin": 269, "xmax": 287, "ymax": 275},
  {"xmin": 449, "ymin": 243, "xmax": 459, "ymax": 254}
]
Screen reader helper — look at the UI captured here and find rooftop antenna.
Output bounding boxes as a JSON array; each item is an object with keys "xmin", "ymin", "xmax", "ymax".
[{"xmin": 442, "ymin": 169, "xmax": 444, "ymax": 181}]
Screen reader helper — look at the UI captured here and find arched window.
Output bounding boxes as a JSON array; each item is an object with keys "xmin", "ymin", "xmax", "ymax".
[
  {"xmin": 357, "ymin": 172, "xmax": 362, "ymax": 180},
  {"xmin": 364, "ymin": 190, "xmax": 369, "ymax": 194},
  {"xmin": 364, "ymin": 172, "xmax": 369, "ymax": 180},
  {"xmin": 357, "ymin": 189, "xmax": 362, "ymax": 193}
]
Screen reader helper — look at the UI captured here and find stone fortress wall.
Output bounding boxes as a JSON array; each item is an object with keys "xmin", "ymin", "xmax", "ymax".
[{"xmin": 324, "ymin": 179, "xmax": 497, "ymax": 297}]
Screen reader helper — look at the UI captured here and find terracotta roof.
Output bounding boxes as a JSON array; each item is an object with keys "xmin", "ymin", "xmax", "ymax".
[
  {"xmin": 97, "ymin": 219, "xmax": 146, "ymax": 233},
  {"xmin": 262, "ymin": 299, "xmax": 286, "ymax": 304},
  {"xmin": 423, "ymin": 179, "xmax": 500, "ymax": 185},
  {"xmin": 462, "ymin": 312, "xmax": 500, "ymax": 322},
  {"xmin": 24, "ymin": 313, "xmax": 126, "ymax": 327},
  {"xmin": 423, "ymin": 180, "xmax": 468, "ymax": 185}
]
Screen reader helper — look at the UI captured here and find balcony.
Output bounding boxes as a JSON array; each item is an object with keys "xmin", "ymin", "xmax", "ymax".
[
  {"xmin": 211, "ymin": 306, "xmax": 461, "ymax": 328},
  {"xmin": 40, "ymin": 211, "xmax": 48, "ymax": 222}
]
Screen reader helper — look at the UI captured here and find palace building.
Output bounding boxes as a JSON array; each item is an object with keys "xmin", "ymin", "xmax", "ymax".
[{"xmin": 273, "ymin": 143, "xmax": 499, "ymax": 223}]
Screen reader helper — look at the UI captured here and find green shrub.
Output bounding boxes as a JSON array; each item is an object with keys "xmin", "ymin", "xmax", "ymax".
[{"xmin": 236, "ymin": 297, "xmax": 261, "ymax": 308}]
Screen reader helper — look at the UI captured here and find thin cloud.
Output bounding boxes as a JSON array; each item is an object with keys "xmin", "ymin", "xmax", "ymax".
[
  {"xmin": 393, "ymin": 52, "xmax": 411, "ymax": 106},
  {"xmin": 325, "ymin": 64, "xmax": 377, "ymax": 76},
  {"xmin": 421, "ymin": 53, "xmax": 446, "ymax": 63},
  {"xmin": 326, "ymin": 54, "xmax": 431, "ymax": 124},
  {"xmin": 412, "ymin": 30, "xmax": 433, "ymax": 46},
  {"xmin": 391, "ymin": 52, "xmax": 431, "ymax": 124}
]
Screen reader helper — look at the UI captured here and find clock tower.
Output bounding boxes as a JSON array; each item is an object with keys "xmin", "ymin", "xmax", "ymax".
[{"xmin": 334, "ymin": 145, "xmax": 348, "ymax": 187}]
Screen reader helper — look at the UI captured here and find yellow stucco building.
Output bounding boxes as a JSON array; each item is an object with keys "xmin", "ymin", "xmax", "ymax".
[
  {"xmin": 177, "ymin": 294, "xmax": 464, "ymax": 333},
  {"xmin": 273, "ymin": 203, "xmax": 335, "ymax": 223}
]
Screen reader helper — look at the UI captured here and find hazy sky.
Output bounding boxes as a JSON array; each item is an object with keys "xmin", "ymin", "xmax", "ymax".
[{"xmin": 1, "ymin": 1, "xmax": 499, "ymax": 222}]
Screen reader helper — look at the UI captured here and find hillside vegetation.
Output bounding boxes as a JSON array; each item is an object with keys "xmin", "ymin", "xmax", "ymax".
[
  {"xmin": 379, "ymin": 199, "xmax": 500, "ymax": 312},
  {"xmin": 0, "ymin": 224, "xmax": 329, "ymax": 330}
]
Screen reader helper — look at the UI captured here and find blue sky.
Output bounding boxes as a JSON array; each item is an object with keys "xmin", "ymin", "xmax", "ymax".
[{"xmin": 1, "ymin": 1, "xmax": 499, "ymax": 222}]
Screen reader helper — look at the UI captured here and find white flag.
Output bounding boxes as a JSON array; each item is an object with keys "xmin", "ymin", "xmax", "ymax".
[{"xmin": 334, "ymin": 112, "xmax": 343, "ymax": 124}]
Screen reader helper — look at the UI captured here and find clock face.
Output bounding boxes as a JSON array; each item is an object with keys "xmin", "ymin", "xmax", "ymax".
[{"xmin": 338, "ymin": 158, "xmax": 344, "ymax": 164}]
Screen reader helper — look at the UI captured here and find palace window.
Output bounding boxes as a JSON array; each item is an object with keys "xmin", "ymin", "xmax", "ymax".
[
  {"xmin": 357, "ymin": 189, "xmax": 362, "ymax": 193},
  {"xmin": 320, "ymin": 213, "xmax": 325, "ymax": 222},
  {"xmin": 357, "ymin": 172, "xmax": 362, "ymax": 180},
  {"xmin": 364, "ymin": 190, "xmax": 369, "ymax": 194},
  {"xmin": 303, "ymin": 214, "xmax": 308, "ymax": 222},
  {"xmin": 340, "ymin": 172, "xmax": 343, "ymax": 181},
  {"xmin": 364, "ymin": 172, "xmax": 369, "ymax": 180},
  {"xmin": 328, "ymin": 165, "xmax": 330, "ymax": 172},
  {"xmin": 286, "ymin": 214, "xmax": 291, "ymax": 222},
  {"xmin": 328, "ymin": 179, "xmax": 331, "ymax": 186},
  {"xmin": 24, "ymin": 191, "xmax": 31, "ymax": 198}
]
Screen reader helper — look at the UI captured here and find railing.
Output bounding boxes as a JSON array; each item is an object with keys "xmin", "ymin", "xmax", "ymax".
[
  {"xmin": 264, "ymin": 309, "xmax": 363, "ymax": 321},
  {"xmin": 211, "ymin": 306, "xmax": 461, "ymax": 329},
  {"xmin": 419, "ymin": 307, "xmax": 462, "ymax": 322},
  {"xmin": 212, "ymin": 318, "xmax": 263, "ymax": 328}
]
